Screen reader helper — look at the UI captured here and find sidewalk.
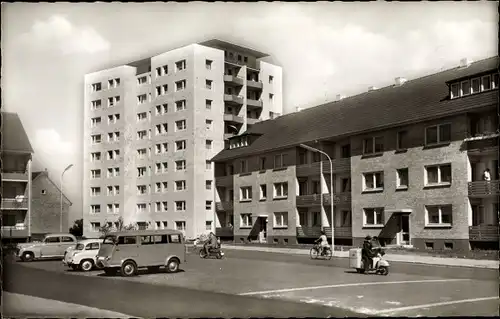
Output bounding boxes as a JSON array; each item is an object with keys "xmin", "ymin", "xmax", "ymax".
[
  {"xmin": 220, "ymin": 244, "xmax": 500, "ymax": 269},
  {"xmin": 3, "ymin": 292, "xmax": 136, "ymax": 318}
]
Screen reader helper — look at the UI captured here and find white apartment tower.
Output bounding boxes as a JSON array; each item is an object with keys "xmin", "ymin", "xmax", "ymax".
[{"xmin": 82, "ymin": 39, "xmax": 283, "ymax": 239}]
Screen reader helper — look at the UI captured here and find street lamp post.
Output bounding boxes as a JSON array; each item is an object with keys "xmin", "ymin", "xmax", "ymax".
[
  {"xmin": 60, "ymin": 164, "xmax": 74, "ymax": 232},
  {"xmin": 299, "ymin": 144, "xmax": 334, "ymax": 252}
]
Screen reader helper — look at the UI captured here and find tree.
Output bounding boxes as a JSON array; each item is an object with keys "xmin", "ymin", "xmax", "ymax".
[
  {"xmin": 69, "ymin": 219, "xmax": 83, "ymax": 237},
  {"xmin": 115, "ymin": 216, "xmax": 136, "ymax": 231}
]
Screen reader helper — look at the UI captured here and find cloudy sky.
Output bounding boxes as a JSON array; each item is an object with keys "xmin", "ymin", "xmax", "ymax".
[{"xmin": 2, "ymin": 2, "xmax": 497, "ymax": 225}]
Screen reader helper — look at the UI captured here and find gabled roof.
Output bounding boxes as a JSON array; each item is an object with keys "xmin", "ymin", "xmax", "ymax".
[
  {"xmin": 32, "ymin": 171, "xmax": 73, "ymax": 205},
  {"xmin": 1, "ymin": 112, "xmax": 34, "ymax": 154},
  {"xmin": 212, "ymin": 56, "xmax": 499, "ymax": 162}
]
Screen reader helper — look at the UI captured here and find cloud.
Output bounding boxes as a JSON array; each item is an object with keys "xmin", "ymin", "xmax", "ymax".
[
  {"xmin": 20, "ymin": 15, "xmax": 110, "ymax": 55},
  {"xmin": 34, "ymin": 128, "xmax": 75, "ymax": 156}
]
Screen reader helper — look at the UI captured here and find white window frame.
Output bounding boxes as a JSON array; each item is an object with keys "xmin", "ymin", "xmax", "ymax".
[
  {"xmin": 90, "ymin": 205, "xmax": 100, "ymax": 214},
  {"xmin": 91, "ymin": 169, "xmax": 101, "ymax": 179},
  {"xmin": 260, "ymin": 184, "xmax": 267, "ymax": 200},
  {"xmin": 273, "ymin": 182, "xmax": 288, "ymax": 199},
  {"xmin": 176, "ymin": 140, "xmax": 187, "ymax": 151},
  {"xmin": 91, "ymin": 134, "xmax": 102, "ymax": 145},
  {"xmin": 274, "ymin": 212, "xmax": 288, "ymax": 228},
  {"xmin": 175, "ymin": 60, "xmax": 186, "ymax": 72},
  {"xmin": 205, "ymin": 200, "xmax": 212, "ymax": 210},
  {"xmin": 136, "ymin": 203, "xmax": 147, "ymax": 213},
  {"xmin": 175, "ymin": 160, "xmax": 186, "ymax": 171},
  {"xmin": 91, "ymin": 82, "xmax": 101, "ymax": 92},
  {"xmin": 471, "ymin": 77, "xmax": 481, "ymax": 94},
  {"xmin": 175, "ymin": 221, "xmax": 186, "ymax": 231},
  {"xmin": 175, "ymin": 201, "xmax": 186, "ymax": 212},
  {"xmin": 176, "ymin": 120, "xmax": 187, "ymax": 131},
  {"xmin": 175, "ymin": 180, "xmax": 186, "ymax": 191},
  {"xmin": 206, "ymin": 99, "xmax": 212, "ymax": 110},
  {"xmin": 274, "ymin": 154, "xmax": 287, "ymax": 169},
  {"xmin": 90, "ymin": 187, "xmax": 101, "ymax": 197},
  {"xmin": 240, "ymin": 213, "xmax": 252, "ymax": 228},
  {"xmin": 460, "ymin": 80, "xmax": 471, "ymax": 96},
  {"xmin": 156, "ymin": 104, "xmax": 168, "ymax": 115},
  {"xmin": 425, "ymin": 123, "xmax": 451, "ymax": 146},
  {"xmin": 205, "ymin": 79, "xmax": 213, "ymax": 90},
  {"xmin": 206, "ymin": 119, "xmax": 213, "ymax": 130},
  {"xmin": 481, "ymin": 75, "xmax": 492, "ymax": 91},
  {"xmin": 362, "ymin": 172, "xmax": 384, "ymax": 191},
  {"xmin": 137, "ymin": 94, "xmax": 147, "ymax": 104},
  {"xmin": 91, "ymin": 100, "xmax": 102, "ymax": 110},
  {"xmin": 424, "ymin": 164, "xmax": 452, "ymax": 186},
  {"xmin": 363, "ymin": 207, "xmax": 385, "ymax": 227},
  {"xmin": 205, "ymin": 180, "xmax": 212, "ymax": 190},
  {"xmin": 137, "ymin": 75, "xmax": 148, "ymax": 85},
  {"xmin": 137, "ymin": 112, "xmax": 147, "ymax": 122},
  {"xmin": 206, "ymin": 140, "xmax": 213, "ymax": 150},
  {"xmin": 137, "ymin": 167, "xmax": 146, "ymax": 178},
  {"xmin": 425, "ymin": 205, "xmax": 452, "ymax": 227},
  {"xmin": 205, "ymin": 160, "xmax": 212, "ymax": 170},
  {"xmin": 91, "ymin": 152, "xmax": 101, "ymax": 162},
  {"xmin": 175, "ymin": 80, "xmax": 186, "ymax": 91},
  {"xmin": 175, "ymin": 100, "xmax": 186, "ymax": 112},
  {"xmin": 450, "ymin": 83, "xmax": 460, "ymax": 99},
  {"xmin": 90, "ymin": 117, "xmax": 101, "ymax": 128},
  {"xmin": 396, "ymin": 130, "xmax": 408, "ymax": 150},
  {"xmin": 90, "ymin": 222, "xmax": 101, "ymax": 232},
  {"xmin": 137, "ymin": 130, "xmax": 148, "ymax": 140},
  {"xmin": 137, "ymin": 148, "xmax": 147, "ymax": 159},
  {"xmin": 396, "ymin": 168, "xmax": 409, "ymax": 189},
  {"xmin": 240, "ymin": 186, "xmax": 252, "ymax": 201},
  {"xmin": 205, "ymin": 59, "xmax": 213, "ymax": 70}
]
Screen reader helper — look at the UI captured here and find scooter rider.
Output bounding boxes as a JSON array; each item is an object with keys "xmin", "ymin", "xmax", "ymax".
[
  {"xmin": 204, "ymin": 232, "xmax": 218, "ymax": 256},
  {"xmin": 362, "ymin": 235, "xmax": 376, "ymax": 273}
]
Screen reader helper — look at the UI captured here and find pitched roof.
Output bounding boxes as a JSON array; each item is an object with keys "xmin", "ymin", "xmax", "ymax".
[
  {"xmin": 212, "ymin": 57, "xmax": 499, "ymax": 162},
  {"xmin": 1, "ymin": 112, "xmax": 34, "ymax": 153},
  {"xmin": 32, "ymin": 171, "xmax": 73, "ymax": 205}
]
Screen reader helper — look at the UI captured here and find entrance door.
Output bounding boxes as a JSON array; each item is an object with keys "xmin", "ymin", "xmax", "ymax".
[
  {"xmin": 258, "ymin": 217, "xmax": 267, "ymax": 243},
  {"xmin": 399, "ymin": 215, "xmax": 410, "ymax": 245}
]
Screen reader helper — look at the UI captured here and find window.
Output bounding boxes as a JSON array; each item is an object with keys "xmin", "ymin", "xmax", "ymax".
[
  {"xmin": 493, "ymin": 74, "xmax": 499, "ymax": 88},
  {"xmin": 425, "ymin": 124, "xmax": 451, "ymax": 145},
  {"xmin": 155, "ymin": 162, "xmax": 167, "ymax": 173},
  {"xmin": 269, "ymin": 93, "xmax": 274, "ymax": 104},
  {"xmin": 90, "ymin": 117, "xmax": 101, "ymax": 128},
  {"xmin": 205, "ymin": 160, "xmax": 212, "ymax": 170},
  {"xmin": 173, "ymin": 140, "xmax": 185, "ymax": 151},
  {"xmin": 175, "ymin": 80, "xmax": 186, "ymax": 91},
  {"xmin": 137, "ymin": 148, "xmax": 147, "ymax": 159},
  {"xmin": 241, "ymin": 214, "xmax": 252, "ymax": 227},
  {"xmin": 244, "ymin": 56, "xmax": 248, "ymax": 63},
  {"xmin": 274, "ymin": 212, "xmax": 288, "ymax": 228},
  {"xmin": 107, "ymin": 150, "xmax": 120, "ymax": 160},
  {"xmin": 137, "ymin": 76, "xmax": 148, "ymax": 85},
  {"xmin": 426, "ymin": 205, "xmax": 452, "ymax": 226},
  {"xmin": 363, "ymin": 172, "xmax": 384, "ymax": 191},
  {"xmin": 156, "ymin": 84, "xmax": 168, "ymax": 96},
  {"xmin": 274, "ymin": 154, "xmax": 287, "ymax": 169},
  {"xmin": 108, "ymin": 78, "xmax": 120, "ymax": 89},
  {"xmin": 397, "ymin": 131, "xmax": 408, "ymax": 150},
  {"xmin": 205, "ymin": 180, "xmax": 212, "ymax": 190},
  {"xmin": 137, "ymin": 112, "xmax": 147, "ymax": 122},
  {"xmin": 107, "ymin": 132, "xmax": 120, "ymax": 143},
  {"xmin": 259, "ymin": 157, "xmax": 266, "ymax": 170},
  {"xmin": 107, "ymin": 204, "xmax": 118, "ymax": 214},
  {"xmin": 206, "ymin": 99, "xmax": 212, "ymax": 110},
  {"xmin": 237, "ymin": 54, "xmax": 242, "ymax": 61},
  {"xmin": 425, "ymin": 164, "xmax": 452, "ymax": 186},
  {"xmin": 156, "ymin": 104, "xmax": 168, "ymax": 115},
  {"xmin": 482, "ymin": 75, "xmax": 492, "ymax": 91},
  {"xmin": 107, "ymin": 185, "xmax": 119, "ymax": 196},
  {"xmin": 175, "ymin": 160, "xmax": 186, "ymax": 171},
  {"xmin": 155, "ymin": 143, "xmax": 168, "ymax": 154},
  {"xmin": 205, "ymin": 59, "xmax": 212, "ymax": 70},
  {"xmin": 137, "ymin": 130, "xmax": 148, "ymax": 140},
  {"xmin": 363, "ymin": 136, "xmax": 384, "ymax": 154},
  {"xmin": 206, "ymin": 119, "xmax": 213, "ymax": 130},
  {"xmin": 137, "ymin": 94, "xmax": 147, "ymax": 104},
  {"xmin": 91, "ymin": 169, "xmax": 101, "ymax": 179},
  {"xmin": 108, "ymin": 96, "xmax": 120, "ymax": 107},
  {"xmin": 240, "ymin": 186, "xmax": 252, "ymax": 201},
  {"xmin": 175, "ymin": 201, "xmax": 186, "ymax": 211},
  {"xmin": 156, "ymin": 65, "xmax": 168, "ymax": 77},
  {"xmin": 269, "ymin": 75, "xmax": 274, "ymax": 84},
  {"xmin": 240, "ymin": 160, "xmax": 247, "ymax": 173},
  {"xmin": 90, "ymin": 205, "xmax": 100, "ymax": 214},
  {"xmin": 108, "ymin": 113, "xmax": 120, "ymax": 124},
  {"xmin": 91, "ymin": 100, "xmax": 102, "ymax": 110},
  {"xmin": 205, "ymin": 80, "xmax": 213, "ymax": 90},
  {"xmin": 206, "ymin": 221, "xmax": 212, "ymax": 230},
  {"xmin": 137, "ymin": 185, "xmax": 147, "ymax": 195},
  {"xmin": 205, "ymin": 200, "xmax": 212, "ymax": 210},
  {"xmin": 91, "ymin": 82, "xmax": 101, "ymax": 92},
  {"xmin": 397, "ymin": 168, "xmax": 409, "ymax": 189},
  {"xmin": 118, "ymin": 236, "xmax": 136, "ymax": 245},
  {"xmin": 90, "ymin": 222, "xmax": 101, "ymax": 232},
  {"xmin": 461, "ymin": 80, "xmax": 470, "ymax": 96},
  {"xmin": 91, "ymin": 134, "xmax": 101, "ymax": 144},
  {"xmin": 175, "ymin": 119, "xmax": 186, "ymax": 131},
  {"xmin": 274, "ymin": 182, "xmax": 288, "ymax": 199},
  {"xmin": 450, "ymin": 83, "xmax": 460, "ymax": 99},
  {"xmin": 341, "ymin": 178, "xmax": 351, "ymax": 192},
  {"xmin": 155, "ymin": 123, "xmax": 168, "ymax": 135},
  {"xmin": 341, "ymin": 145, "xmax": 351, "ymax": 158},
  {"xmin": 175, "ymin": 60, "xmax": 186, "ymax": 72},
  {"xmin": 341, "ymin": 210, "xmax": 352, "ymax": 226},
  {"xmin": 206, "ymin": 140, "xmax": 213, "ymax": 150},
  {"xmin": 91, "ymin": 187, "xmax": 101, "ymax": 196},
  {"xmin": 175, "ymin": 180, "xmax": 186, "ymax": 191},
  {"xmin": 471, "ymin": 77, "xmax": 481, "ymax": 93},
  {"xmin": 137, "ymin": 167, "xmax": 146, "ymax": 177},
  {"xmin": 364, "ymin": 208, "xmax": 384, "ymax": 226},
  {"xmin": 260, "ymin": 184, "xmax": 267, "ymax": 200},
  {"xmin": 136, "ymin": 203, "xmax": 147, "ymax": 213},
  {"xmin": 107, "ymin": 167, "xmax": 119, "ymax": 177}
]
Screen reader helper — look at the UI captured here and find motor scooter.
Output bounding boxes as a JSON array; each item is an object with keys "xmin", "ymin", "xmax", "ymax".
[
  {"xmin": 199, "ymin": 242, "xmax": 225, "ymax": 259},
  {"xmin": 349, "ymin": 247, "xmax": 389, "ymax": 275}
]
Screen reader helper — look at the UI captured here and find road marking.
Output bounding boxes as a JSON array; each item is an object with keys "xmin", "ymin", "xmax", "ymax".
[
  {"xmin": 376, "ymin": 296, "xmax": 500, "ymax": 314},
  {"xmin": 238, "ymin": 279, "xmax": 470, "ymax": 296}
]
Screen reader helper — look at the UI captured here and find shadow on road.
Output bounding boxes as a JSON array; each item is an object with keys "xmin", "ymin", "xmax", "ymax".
[{"xmin": 96, "ymin": 268, "xmax": 186, "ymax": 277}]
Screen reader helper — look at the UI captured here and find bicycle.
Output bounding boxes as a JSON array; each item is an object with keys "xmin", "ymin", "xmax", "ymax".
[{"xmin": 310, "ymin": 243, "xmax": 332, "ymax": 260}]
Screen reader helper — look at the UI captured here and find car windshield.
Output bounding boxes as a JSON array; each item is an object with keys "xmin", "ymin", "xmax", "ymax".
[
  {"xmin": 75, "ymin": 244, "xmax": 84, "ymax": 250},
  {"xmin": 103, "ymin": 235, "xmax": 117, "ymax": 245}
]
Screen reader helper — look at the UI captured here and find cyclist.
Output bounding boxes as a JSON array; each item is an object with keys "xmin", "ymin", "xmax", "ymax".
[{"xmin": 315, "ymin": 230, "xmax": 330, "ymax": 255}]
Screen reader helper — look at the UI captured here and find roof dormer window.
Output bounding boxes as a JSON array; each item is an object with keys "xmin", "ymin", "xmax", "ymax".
[{"xmin": 450, "ymin": 71, "xmax": 498, "ymax": 99}]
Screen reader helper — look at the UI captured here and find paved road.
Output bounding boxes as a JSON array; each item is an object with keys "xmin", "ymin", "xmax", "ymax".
[{"xmin": 4, "ymin": 248, "xmax": 499, "ymax": 317}]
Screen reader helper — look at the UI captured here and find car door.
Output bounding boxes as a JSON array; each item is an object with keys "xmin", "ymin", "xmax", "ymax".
[
  {"xmin": 112, "ymin": 235, "xmax": 138, "ymax": 265},
  {"xmin": 41, "ymin": 236, "xmax": 61, "ymax": 256},
  {"xmin": 85, "ymin": 242, "xmax": 100, "ymax": 261},
  {"xmin": 59, "ymin": 236, "xmax": 76, "ymax": 256}
]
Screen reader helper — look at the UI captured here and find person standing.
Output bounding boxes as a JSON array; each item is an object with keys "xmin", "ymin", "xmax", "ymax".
[{"xmin": 483, "ymin": 168, "xmax": 491, "ymax": 194}]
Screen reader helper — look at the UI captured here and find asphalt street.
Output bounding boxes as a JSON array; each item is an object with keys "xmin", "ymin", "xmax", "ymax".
[{"xmin": 3, "ymin": 247, "xmax": 499, "ymax": 317}]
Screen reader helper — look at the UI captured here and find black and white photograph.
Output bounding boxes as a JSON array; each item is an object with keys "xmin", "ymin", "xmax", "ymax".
[{"xmin": 1, "ymin": 1, "xmax": 499, "ymax": 317}]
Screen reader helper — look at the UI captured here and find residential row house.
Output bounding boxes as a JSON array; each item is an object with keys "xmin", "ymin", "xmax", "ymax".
[{"xmin": 211, "ymin": 57, "xmax": 499, "ymax": 251}]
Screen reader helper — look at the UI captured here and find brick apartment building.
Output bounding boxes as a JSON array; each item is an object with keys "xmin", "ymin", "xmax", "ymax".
[
  {"xmin": 83, "ymin": 39, "xmax": 282, "ymax": 239},
  {"xmin": 212, "ymin": 57, "xmax": 499, "ymax": 251},
  {"xmin": 1, "ymin": 112, "xmax": 34, "ymax": 243},
  {"xmin": 30, "ymin": 170, "xmax": 72, "ymax": 240}
]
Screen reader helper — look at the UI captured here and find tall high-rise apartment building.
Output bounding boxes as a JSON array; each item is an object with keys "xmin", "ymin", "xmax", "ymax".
[{"xmin": 82, "ymin": 39, "xmax": 283, "ymax": 239}]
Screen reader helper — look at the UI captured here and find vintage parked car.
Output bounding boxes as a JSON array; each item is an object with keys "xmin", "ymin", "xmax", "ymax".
[
  {"xmin": 17, "ymin": 233, "xmax": 77, "ymax": 262},
  {"xmin": 63, "ymin": 239, "xmax": 103, "ymax": 271}
]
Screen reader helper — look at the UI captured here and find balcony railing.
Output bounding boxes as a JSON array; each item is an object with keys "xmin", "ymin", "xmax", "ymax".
[
  {"xmin": 296, "ymin": 158, "xmax": 351, "ymax": 176},
  {"xmin": 224, "ymin": 94, "xmax": 244, "ymax": 105},
  {"xmin": 224, "ymin": 75, "xmax": 244, "ymax": 86},
  {"xmin": 216, "ymin": 227, "xmax": 234, "ymax": 237},
  {"xmin": 246, "ymin": 98, "xmax": 263, "ymax": 109},
  {"xmin": 247, "ymin": 80, "xmax": 263, "ymax": 89},
  {"xmin": 468, "ymin": 180, "xmax": 500, "ymax": 197},
  {"xmin": 1, "ymin": 226, "xmax": 29, "ymax": 238},
  {"xmin": 469, "ymin": 225, "xmax": 499, "ymax": 242},
  {"xmin": 296, "ymin": 193, "xmax": 351, "ymax": 207},
  {"xmin": 2, "ymin": 171, "xmax": 29, "ymax": 182},
  {"xmin": 215, "ymin": 175, "xmax": 234, "ymax": 187},
  {"xmin": 324, "ymin": 226, "xmax": 352, "ymax": 238},
  {"xmin": 465, "ymin": 133, "xmax": 499, "ymax": 153},
  {"xmin": 1, "ymin": 198, "xmax": 29, "ymax": 210},
  {"xmin": 224, "ymin": 113, "xmax": 244, "ymax": 124},
  {"xmin": 215, "ymin": 201, "xmax": 234, "ymax": 212},
  {"xmin": 296, "ymin": 226, "xmax": 322, "ymax": 238},
  {"xmin": 322, "ymin": 193, "xmax": 352, "ymax": 205}
]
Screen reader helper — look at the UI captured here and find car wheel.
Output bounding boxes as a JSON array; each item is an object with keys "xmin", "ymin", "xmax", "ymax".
[
  {"xmin": 121, "ymin": 260, "xmax": 138, "ymax": 277},
  {"xmin": 166, "ymin": 258, "xmax": 180, "ymax": 273},
  {"xmin": 80, "ymin": 259, "xmax": 94, "ymax": 272},
  {"xmin": 22, "ymin": 252, "xmax": 34, "ymax": 262}
]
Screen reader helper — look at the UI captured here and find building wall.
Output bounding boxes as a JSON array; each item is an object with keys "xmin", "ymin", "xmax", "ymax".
[
  {"xmin": 350, "ymin": 114, "xmax": 470, "ymax": 250},
  {"xmin": 259, "ymin": 61, "xmax": 283, "ymax": 119},
  {"xmin": 31, "ymin": 173, "xmax": 71, "ymax": 236}
]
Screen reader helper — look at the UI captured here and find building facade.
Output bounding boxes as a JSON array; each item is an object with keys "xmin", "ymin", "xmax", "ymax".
[
  {"xmin": 212, "ymin": 57, "xmax": 499, "ymax": 251},
  {"xmin": 30, "ymin": 170, "xmax": 72, "ymax": 240},
  {"xmin": 1, "ymin": 112, "xmax": 34, "ymax": 243},
  {"xmin": 83, "ymin": 39, "xmax": 283, "ymax": 239}
]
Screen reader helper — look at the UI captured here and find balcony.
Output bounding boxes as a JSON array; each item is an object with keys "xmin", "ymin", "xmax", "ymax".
[
  {"xmin": 224, "ymin": 94, "xmax": 244, "ymax": 105},
  {"xmin": 469, "ymin": 225, "xmax": 499, "ymax": 242},
  {"xmin": 296, "ymin": 158, "xmax": 351, "ymax": 176},
  {"xmin": 216, "ymin": 227, "xmax": 234, "ymax": 238},
  {"xmin": 246, "ymin": 118, "xmax": 259, "ymax": 125},
  {"xmin": 1, "ymin": 226, "xmax": 29, "ymax": 238},
  {"xmin": 468, "ymin": 180, "xmax": 500, "ymax": 197},
  {"xmin": 215, "ymin": 201, "xmax": 234, "ymax": 212},
  {"xmin": 224, "ymin": 75, "xmax": 244, "ymax": 86},
  {"xmin": 464, "ymin": 133, "xmax": 499, "ymax": 155},
  {"xmin": 215, "ymin": 175, "xmax": 234, "ymax": 187},
  {"xmin": 296, "ymin": 193, "xmax": 351, "ymax": 207},
  {"xmin": 322, "ymin": 193, "xmax": 352, "ymax": 205},
  {"xmin": 296, "ymin": 194, "xmax": 323, "ymax": 207},
  {"xmin": 247, "ymin": 80, "xmax": 263, "ymax": 90},
  {"xmin": 246, "ymin": 98, "xmax": 263, "ymax": 109},
  {"xmin": 2, "ymin": 171, "xmax": 29, "ymax": 182},
  {"xmin": 224, "ymin": 113, "xmax": 244, "ymax": 124},
  {"xmin": 296, "ymin": 226, "xmax": 322, "ymax": 238},
  {"xmin": 324, "ymin": 226, "xmax": 352, "ymax": 238},
  {"xmin": 1, "ymin": 198, "xmax": 29, "ymax": 210}
]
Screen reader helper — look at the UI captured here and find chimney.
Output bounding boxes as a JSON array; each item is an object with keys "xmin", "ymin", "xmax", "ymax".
[
  {"xmin": 368, "ymin": 86, "xmax": 378, "ymax": 92},
  {"xmin": 296, "ymin": 107, "xmax": 304, "ymax": 112},
  {"xmin": 395, "ymin": 77, "xmax": 407, "ymax": 87},
  {"xmin": 336, "ymin": 94, "xmax": 345, "ymax": 101},
  {"xmin": 459, "ymin": 58, "xmax": 473, "ymax": 68}
]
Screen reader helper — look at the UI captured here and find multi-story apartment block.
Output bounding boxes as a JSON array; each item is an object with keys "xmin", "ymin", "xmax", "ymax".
[
  {"xmin": 83, "ymin": 39, "xmax": 283, "ymax": 239},
  {"xmin": 1, "ymin": 112, "xmax": 34, "ymax": 244},
  {"xmin": 212, "ymin": 57, "xmax": 499, "ymax": 251}
]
